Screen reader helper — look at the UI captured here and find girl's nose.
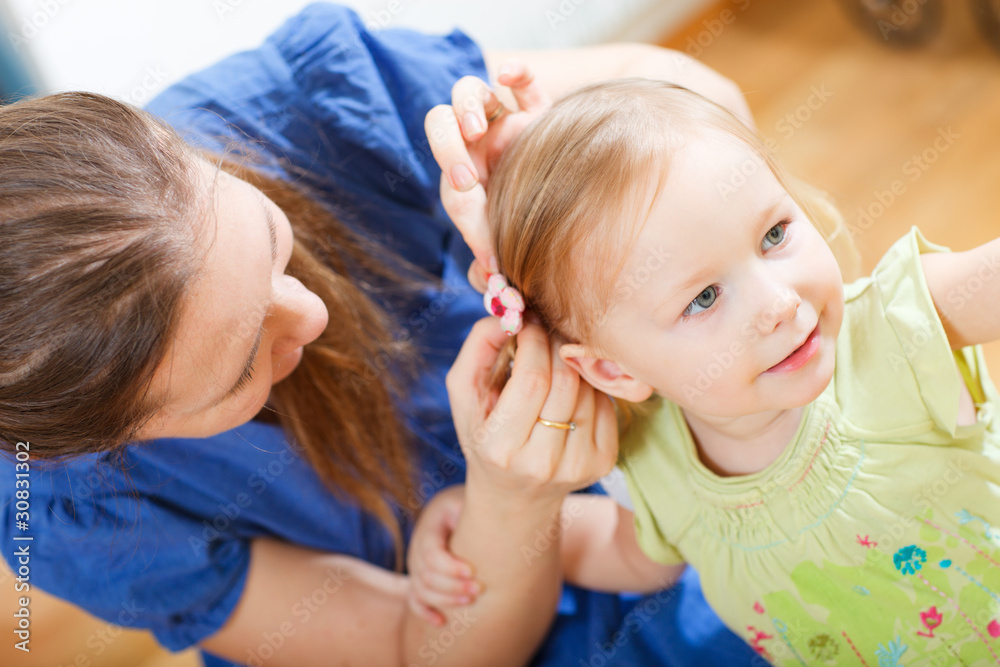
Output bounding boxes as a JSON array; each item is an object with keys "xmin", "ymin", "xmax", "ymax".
[
  {"xmin": 269, "ymin": 275, "xmax": 329, "ymax": 355},
  {"xmin": 751, "ymin": 279, "xmax": 801, "ymax": 334}
]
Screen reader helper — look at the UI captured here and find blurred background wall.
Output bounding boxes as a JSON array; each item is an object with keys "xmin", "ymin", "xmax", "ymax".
[{"xmin": 0, "ymin": 0, "xmax": 712, "ymax": 101}]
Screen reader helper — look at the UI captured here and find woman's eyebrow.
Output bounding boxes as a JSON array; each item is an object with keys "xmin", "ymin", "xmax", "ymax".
[{"xmin": 213, "ymin": 199, "xmax": 278, "ymax": 406}]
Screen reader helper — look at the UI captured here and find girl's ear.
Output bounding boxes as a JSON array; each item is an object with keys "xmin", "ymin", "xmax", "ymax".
[{"xmin": 559, "ymin": 343, "xmax": 654, "ymax": 403}]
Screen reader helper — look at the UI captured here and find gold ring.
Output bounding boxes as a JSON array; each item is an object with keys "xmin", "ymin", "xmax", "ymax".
[
  {"xmin": 537, "ymin": 417, "xmax": 576, "ymax": 431},
  {"xmin": 485, "ymin": 102, "xmax": 505, "ymax": 124}
]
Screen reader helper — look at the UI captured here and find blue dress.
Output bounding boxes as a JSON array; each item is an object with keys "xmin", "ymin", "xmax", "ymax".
[{"xmin": 0, "ymin": 5, "xmax": 757, "ymax": 665}]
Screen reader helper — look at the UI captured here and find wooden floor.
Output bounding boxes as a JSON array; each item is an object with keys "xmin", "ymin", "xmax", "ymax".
[
  {"xmin": 5, "ymin": 2, "xmax": 1000, "ymax": 666},
  {"xmin": 661, "ymin": 0, "xmax": 1000, "ymax": 373}
]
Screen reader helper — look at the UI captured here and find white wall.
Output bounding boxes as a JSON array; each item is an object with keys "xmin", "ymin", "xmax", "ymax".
[{"xmin": 3, "ymin": 0, "xmax": 712, "ymax": 105}]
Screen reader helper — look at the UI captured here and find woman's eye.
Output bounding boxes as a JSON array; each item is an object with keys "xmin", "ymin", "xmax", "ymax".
[
  {"xmin": 761, "ymin": 223, "xmax": 787, "ymax": 251},
  {"xmin": 683, "ymin": 286, "xmax": 718, "ymax": 316}
]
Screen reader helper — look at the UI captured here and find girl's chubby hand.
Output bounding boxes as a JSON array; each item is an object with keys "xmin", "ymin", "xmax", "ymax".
[
  {"xmin": 425, "ymin": 61, "xmax": 552, "ymax": 292},
  {"xmin": 406, "ymin": 485, "xmax": 481, "ymax": 626},
  {"xmin": 447, "ymin": 317, "xmax": 619, "ymax": 505}
]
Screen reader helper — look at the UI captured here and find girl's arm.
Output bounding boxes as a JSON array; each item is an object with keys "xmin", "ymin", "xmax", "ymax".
[
  {"xmin": 921, "ymin": 238, "xmax": 1000, "ymax": 348},
  {"xmin": 560, "ymin": 494, "xmax": 686, "ymax": 594}
]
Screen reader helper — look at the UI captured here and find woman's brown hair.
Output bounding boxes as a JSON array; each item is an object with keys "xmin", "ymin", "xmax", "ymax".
[{"xmin": 0, "ymin": 92, "xmax": 419, "ymax": 559}]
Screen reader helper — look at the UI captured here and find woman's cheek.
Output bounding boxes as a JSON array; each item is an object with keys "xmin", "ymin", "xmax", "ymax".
[{"xmin": 271, "ymin": 346, "xmax": 304, "ymax": 385}]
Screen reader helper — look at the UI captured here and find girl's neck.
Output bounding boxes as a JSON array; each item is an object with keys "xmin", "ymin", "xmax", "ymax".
[{"xmin": 682, "ymin": 407, "xmax": 804, "ymax": 478}]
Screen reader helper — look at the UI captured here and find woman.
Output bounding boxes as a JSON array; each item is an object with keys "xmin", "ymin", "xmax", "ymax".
[{"xmin": 0, "ymin": 4, "xmax": 758, "ymax": 666}]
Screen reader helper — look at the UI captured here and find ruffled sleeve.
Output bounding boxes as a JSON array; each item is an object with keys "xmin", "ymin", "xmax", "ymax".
[{"xmin": 836, "ymin": 227, "xmax": 965, "ymax": 439}]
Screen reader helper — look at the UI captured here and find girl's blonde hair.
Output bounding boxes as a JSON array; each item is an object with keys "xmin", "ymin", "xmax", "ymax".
[{"xmin": 489, "ymin": 79, "xmax": 859, "ymax": 354}]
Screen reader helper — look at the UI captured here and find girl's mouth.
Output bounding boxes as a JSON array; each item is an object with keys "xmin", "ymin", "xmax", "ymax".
[{"xmin": 765, "ymin": 325, "xmax": 820, "ymax": 374}]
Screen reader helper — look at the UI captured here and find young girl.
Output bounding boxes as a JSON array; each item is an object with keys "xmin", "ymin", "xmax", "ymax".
[{"xmin": 415, "ymin": 78, "xmax": 1000, "ymax": 666}]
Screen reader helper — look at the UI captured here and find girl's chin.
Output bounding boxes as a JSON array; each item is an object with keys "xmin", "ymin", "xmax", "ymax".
[{"xmin": 271, "ymin": 347, "xmax": 304, "ymax": 385}]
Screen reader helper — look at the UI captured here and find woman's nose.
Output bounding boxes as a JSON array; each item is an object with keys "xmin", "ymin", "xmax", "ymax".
[{"xmin": 269, "ymin": 276, "xmax": 329, "ymax": 355}]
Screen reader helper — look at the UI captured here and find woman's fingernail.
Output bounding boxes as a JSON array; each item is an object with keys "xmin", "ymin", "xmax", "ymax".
[
  {"xmin": 450, "ymin": 164, "xmax": 476, "ymax": 191},
  {"xmin": 465, "ymin": 581, "xmax": 482, "ymax": 594},
  {"xmin": 463, "ymin": 112, "xmax": 483, "ymax": 136},
  {"xmin": 498, "ymin": 64, "xmax": 513, "ymax": 78},
  {"xmin": 488, "ymin": 256, "xmax": 499, "ymax": 273}
]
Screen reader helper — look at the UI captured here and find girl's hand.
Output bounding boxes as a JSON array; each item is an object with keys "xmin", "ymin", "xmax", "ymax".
[
  {"xmin": 406, "ymin": 485, "xmax": 481, "ymax": 626},
  {"xmin": 425, "ymin": 61, "xmax": 552, "ymax": 292},
  {"xmin": 446, "ymin": 317, "xmax": 618, "ymax": 506}
]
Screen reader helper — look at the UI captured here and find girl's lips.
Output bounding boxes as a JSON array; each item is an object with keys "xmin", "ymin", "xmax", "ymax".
[{"xmin": 765, "ymin": 325, "xmax": 820, "ymax": 374}]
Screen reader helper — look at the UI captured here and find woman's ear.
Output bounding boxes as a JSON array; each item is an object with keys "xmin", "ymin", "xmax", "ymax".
[{"xmin": 559, "ymin": 343, "xmax": 654, "ymax": 403}]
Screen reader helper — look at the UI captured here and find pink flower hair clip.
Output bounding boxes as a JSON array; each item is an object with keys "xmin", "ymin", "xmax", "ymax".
[{"xmin": 484, "ymin": 273, "xmax": 525, "ymax": 336}]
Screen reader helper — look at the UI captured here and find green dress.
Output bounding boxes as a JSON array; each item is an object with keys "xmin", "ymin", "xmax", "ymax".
[{"xmin": 619, "ymin": 228, "xmax": 1000, "ymax": 666}]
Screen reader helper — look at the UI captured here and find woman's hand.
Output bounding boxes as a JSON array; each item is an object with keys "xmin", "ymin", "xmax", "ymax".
[
  {"xmin": 425, "ymin": 62, "xmax": 552, "ymax": 291},
  {"xmin": 446, "ymin": 317, "xmax": 618, "ymax": 506}
]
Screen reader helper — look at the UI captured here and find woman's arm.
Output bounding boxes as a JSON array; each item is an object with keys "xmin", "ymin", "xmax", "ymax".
[
  {"xmin": 402, "ymin": 317, "xmax": 619, "ymax": 667},
  {"xmin": 484, "ymin": 43, "xmax": 753, "ymax": 127},
  {"xmin": 922, "ymin": 238, "xmax": 1000, "ymax": 349},
  {"xmin": 200, "ymin": 319, "xmax": 614, "ymax": 667},
  {"xmin": 199, "ymin": 539, "xmax": 410, "ymax": 666}
]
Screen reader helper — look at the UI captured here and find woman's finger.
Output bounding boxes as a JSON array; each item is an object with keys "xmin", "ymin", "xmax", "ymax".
[
  {"xmin": 560, "ymin": 383, "xmax": 618, "ymax": 487},
  {"xmin": 425, "ymin": 104, "xmax": 478, "ymax": 192},
  {"xmin": 438, "ymin": 175, "xmax": 490, "ymax": 269},
  {"xmin": 519, "ymin": 337, "xmax": 581, "ymax": 477},
  {"xmin": 450, "ymin": 75, "xmax": 500, "ymax": 142},
  {"xmin": 478, "ymin": 322, "xmax": 553, "ymax": 460},
  {"xmin": 494, "ymin": 59, "xmax": 551, "ymax": 113},
  {"xmin": 467, "ymin": 260, "xmax": 489, "ymax": 294},
  {"xmin": 445, "ymin": 317, "xmax": 516, "ymax": 437}
]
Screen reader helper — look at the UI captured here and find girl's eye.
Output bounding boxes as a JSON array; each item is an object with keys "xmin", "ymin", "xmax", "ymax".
[
  {"xmin": 761, "ymin": 223, "xmax": 787, "ymax": 251},
  {"xmin": 683, "ymin": 285, "xmax": 718, "ymax": 317}
]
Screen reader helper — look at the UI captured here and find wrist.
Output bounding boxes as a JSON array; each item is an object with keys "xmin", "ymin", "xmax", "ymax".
[{"xmin": 462, "ymin": 474, "xmax": 567, "ymax": 529}]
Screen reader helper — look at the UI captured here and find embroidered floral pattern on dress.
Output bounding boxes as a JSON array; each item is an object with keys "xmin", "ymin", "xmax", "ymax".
[{"xmin": 893, "ymin": 545, "xmax": 927, "ymax": 575}]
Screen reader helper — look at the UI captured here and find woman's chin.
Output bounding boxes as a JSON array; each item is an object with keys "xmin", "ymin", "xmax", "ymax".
[{"xmin": 271, "ymin": 347, "xmax": 304, "ymax": 385}]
